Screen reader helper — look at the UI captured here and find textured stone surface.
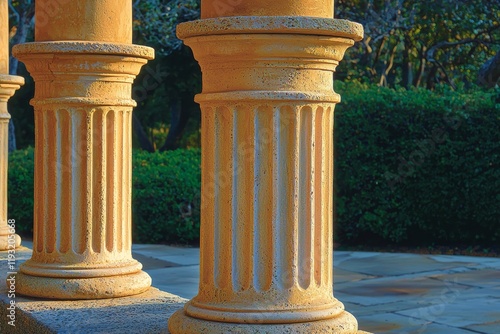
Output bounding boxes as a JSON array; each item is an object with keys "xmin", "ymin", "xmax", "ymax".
[
  {"xmin": 10, "ymin": 1, "xmax": 155, "ymax": 299},
  {"xmin": 169, "ymin": 310, "xmax": 359, "ymax": 334},
  {"xmin": 138, "ymin": 244, "xmax": 500, "ymax": 333},
  {"xmin": 35, "ymin": 0, "xmax": 133, "ymax": 43},
  {"xmin": 0, "ymin": 0, "xmax": 8, "ymax": 73},
  {"xmin": 3, "ymin": 243, "xmax": 499, "ymax": 332},
  {"xmin": 177, "ymin": 16, "xmax": 363, "ymax": 41},
  {"xmin": 201, "ymin": 0, "xmax": 335, "ymax": 19},
  {"xmin": 169, "ymin": 2, "xmax": 362, "ymax": 332},
  {"xmin": 0, "ymin": 286, "xmax": 186, "ymax": 334},
  {"xmin": 0, "ymin": 246, "xmax": 185, "ymax": 333}
]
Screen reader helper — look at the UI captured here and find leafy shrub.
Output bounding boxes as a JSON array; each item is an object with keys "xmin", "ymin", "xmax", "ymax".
[
  {"xmin": 7, "ymin": 84, "xmax": 500, "ymax": 247},
  {"xmin": 7, "ymin": 148, "xmax": 201, "ymax": 244},
  {"xmin": 132, "ymin": 149, "xmax": 201, "ymax": 244},
  {"xmin": 335, "ymin": 82, "xmax": 500, "ymax": 246},
  {"xmin": 8, "ymin": 147, "xmax": 34, "ymax": 235}
]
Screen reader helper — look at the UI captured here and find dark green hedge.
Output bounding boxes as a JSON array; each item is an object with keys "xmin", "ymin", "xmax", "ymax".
[
  {"xmin": 8, "ymin": 147, "xmax": 34, "ymax": 235},
  {"xmin": 132, "ymin": 149, "xmax": 200, "ymax": 244},
  {"xmin": 8, "ymin": 148, "xmax": 201, "ymax": 244},
  {"xmin": 334, "ymin": 82, "xmax": 500, "ymax": 246},
  {"xmin": 7, "ymin": 84, "xmax": 500, "ymax": 246}
]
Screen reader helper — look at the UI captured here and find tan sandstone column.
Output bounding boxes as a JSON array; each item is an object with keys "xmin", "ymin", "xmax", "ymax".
[
  {"xmin": 0, "ymin": 0, "xmax": 24, "ymax": 251},
  {"xmin": 169, "ymin": 0, "xmax": 363, "ymax": 333},
  {"xmin": 12, "ymin": 0, "xmax": 154, "ymax": 299}
]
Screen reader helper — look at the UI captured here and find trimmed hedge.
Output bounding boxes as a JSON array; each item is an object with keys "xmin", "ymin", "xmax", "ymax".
[
  {"xmin": 7, "ymin": 84, "xmax": 500, "ymax": 246},
  {"xmin": 8, "ymin": 147, "xmax": 34, "ymax": 235},
  {"xmin": 132, "ymin": 149, "xmax": 200, "ymax": 244},
  {"xmin": 334, "ymin": 82, "xmax": 500, "ymax": 246},
  {"xmin": 8, "ymin": 148, "xmax": 201, "ymax": 244}
]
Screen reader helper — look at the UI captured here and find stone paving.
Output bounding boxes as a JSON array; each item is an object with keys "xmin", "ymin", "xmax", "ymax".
[
  {"xmin": 5, "ymin": 241, "xmax": 500, "ymax": 333},
  {"xmin": 131, "ymin": 244, "xmax": 500, "ymax": 334}
]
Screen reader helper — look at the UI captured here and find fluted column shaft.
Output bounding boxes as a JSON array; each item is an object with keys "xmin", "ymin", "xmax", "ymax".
[
  {"xmin": 168, "ymin": 2, "xmax": 363, "ymax": 332},
  {"xmin": 0, "ymin": 0, "xmax": 24, "ymax": 251},
  {"xmin": 12, "ymin": 0, "xmax": 154, "ymax": 299}
]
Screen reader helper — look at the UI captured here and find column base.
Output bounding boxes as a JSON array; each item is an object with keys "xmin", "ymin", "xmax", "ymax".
[
  {"xmin": 168, "ymin": 308, "xmax": 359, "ymax": 333},
  {"xmin": 14, "ymin": 270, "xmax": 151, "ymax": 300},
  {"xmin": 0, "ymin": 234, "xmax": 21, "ymax": 250}
]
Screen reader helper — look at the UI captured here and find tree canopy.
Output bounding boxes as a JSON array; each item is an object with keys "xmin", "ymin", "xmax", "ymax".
[
  {"xmin": 7, "ymin": 0, "xmax": 500, "ymax": 151},
  {"xmin": 336, "ymin": 0, "xmax": 500, "ymax": 89}
]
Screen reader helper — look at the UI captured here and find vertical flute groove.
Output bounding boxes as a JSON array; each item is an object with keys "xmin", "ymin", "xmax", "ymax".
[
  {"xmin": 327, "ymin": 106, "xmax": 334, "ymax": 287},
  {"xmin": 215, "ymin": 106, "xmax": 233, "ymax": 289},
  {"xmin": 202, "ymin": 107, "xmax": 215, "ymax": 287},
  {"xmin": 115, "ymin": 111, "xmax": 124, "ymax": 252},
  {"xmin": 290, "ymin": 106, "xmax": 300, "ymax": 289},
  {"xmin": 35, "ymin": 112, "xmax": 43, "ymax": 253},
  {"xmin": 231, "ymin": 107, "xmax": 239, "ymax": 291},
  {"xmin": 321, "ymin": 106, "xmax": 329, "ymax": 285},
  {"xmin": 213, "ymin": 110, "xmax": 221, "ymax": 288},
  {"xmin": 46, "ymin": 110, "xmax": 57, "ymax": 253},
  {"xmin": 254, "ymin": 106, "xmax": 273, "ymax": 292},
  {"xmin": 298, "ymin": 106, "xmax": 312, "ymax": 289},
  {"xmin": 106, "ymin": 110, "xmax": 115, "ymax": 252},
  {"xmin": 313, "ymin": 106, "xmax": 323, "ymax": 286},
  {"xmin": 116, "ymin": 110, "xmax": 124, "ymax": 252},
  {"xmin": 92, "ymin": 109, "xmax": 104, "ymax": 253},
  {"xmin": 125, "ymin": 110, "xmax": 132, "ymax": 251},
  {"xmin": 58, "ymin": 110, "xmax": 71, "ymax": 253}
]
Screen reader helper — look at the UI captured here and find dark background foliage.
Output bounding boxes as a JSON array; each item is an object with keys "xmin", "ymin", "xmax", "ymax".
[
  {"xmin": 9, "ymin": 85, "xmax": 499, "ymax": 246},
  {"xmin": 6, "ymin": 0, "xmax": 500, "ymax": 247}
]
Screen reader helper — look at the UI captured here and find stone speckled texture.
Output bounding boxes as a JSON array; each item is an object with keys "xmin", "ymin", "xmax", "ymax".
[
  {"xmin": 169, "ymin": 1, "xmax": 363, "ymax": 332},
  {"xmin": 35, "ymin": 0, "xmax": 133, "ymax": 43},
  {"xmin": 0, "ymin": 0, "xmax": 9, "ymax": 73},
  {"xmin": 201, "ymin": 0, "xmax": 334, "ymax": 19},
  {"xmin": 0, "ymin": 286, "xmax": 186, "ymax": 334},
  {"xmin": 13, "ymin": 41, "xmax": 154, "ymax": 59},
  {"xmin": 177, "ymin": 16, "xmax": 363, "ymax": 41},
  {"xmin": 169, "ymin": 310, "xmax": 359, "ymax": 333},
  {"xmin": 10, "ymin": 1, "xmax": 155, "ymax": 300}
]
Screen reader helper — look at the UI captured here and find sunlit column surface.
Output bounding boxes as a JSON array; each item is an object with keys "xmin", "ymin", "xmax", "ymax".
[
  {"xmin": 12, "ymin": 0, "xmax": 154, "ymax": 299},
  {"xmin": 0, "ymin": 0, "xmax": 24, "ymax": 251},
  {"xmin": 169, "ymin": 0, "xmax": 363, "ymax": 332}
]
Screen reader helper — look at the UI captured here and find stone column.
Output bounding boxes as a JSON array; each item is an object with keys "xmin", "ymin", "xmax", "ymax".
[
  {"xmin": 12, "ymin": 0, "xmax": 154, "ymax": 299},
  {"xmin": 169, "ymin": 1, "xmax": 363, "ymax": 333},
  {"xmin": 0, "ymin": 0, "xmax": 24, "ymax": 251}
]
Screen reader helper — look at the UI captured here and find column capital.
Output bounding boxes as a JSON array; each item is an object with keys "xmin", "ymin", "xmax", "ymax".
[
  {"xmin": 13, "ymin": 42, "xmax": 154, "ymax": 108},
  {"xmin": 0, "ymin": 74, "xmax": 25, "ymax": 112}
]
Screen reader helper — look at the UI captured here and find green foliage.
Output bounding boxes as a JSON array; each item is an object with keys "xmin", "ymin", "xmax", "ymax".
[
  {"xmin": 9, "ymin": 63, "xmax": 35, "ymax": 149},
  {"xmin": 7, "ymin": 86, "xmax": 500, "ymax": 247},
  {"xmin": 132, "ymin": 149, "xmax": 201, "ymax": 244},
  {"xmin": 132, "ymin": 0, "xmax": 202, "ymax": 151},
  {"xmin": 336, "ymin": 0, "xmax": 500, "ymax": 88},
  {"xmin": 133, "ymin": 0, "xmax": 200, "ymax": 56},
  {"xmin": 7, "ymin": 147, "xmax": 34, "ymax": 235},
  {"xmin": 7, "ymin": 148, "xmax": 201, "ymax": 244},
  {"xmin": 335, "ymin": 82, "xmax": 500, "ymax": 245}
]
